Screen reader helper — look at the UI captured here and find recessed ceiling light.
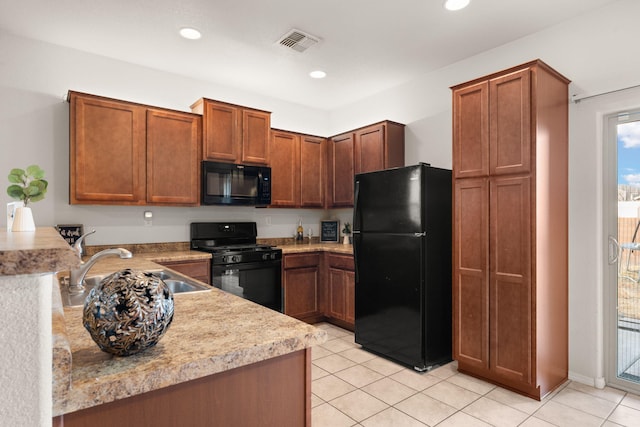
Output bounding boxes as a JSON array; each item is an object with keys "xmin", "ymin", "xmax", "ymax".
[
  {"xmin": 309, "ymin": 70, "xmax": 327, "ymax": 79},
  {"xmin": 179, "ymin": 27, "xmax": 201, "ymax": 40},
  {"xmin": 444, "ymin": 0, "xmax": 470, "ymax": 11}
]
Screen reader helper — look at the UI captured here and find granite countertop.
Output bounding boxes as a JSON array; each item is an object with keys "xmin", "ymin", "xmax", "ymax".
[
  {"xmin": 52, "ymin": 251, "xmax": 327, "ymax": 417},
  {"xmin": 278, "ymin": 242, "xmax": 353, "ymax": 255},
  {"xmin": 0, "ymin": 227, "xmax": 79, "ymax": 275}
]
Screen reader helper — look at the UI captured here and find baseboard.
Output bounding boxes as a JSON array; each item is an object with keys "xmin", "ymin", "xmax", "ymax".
[{"xmin": 568, "ymin": 371, "xmax": 606, "ymax": 389}]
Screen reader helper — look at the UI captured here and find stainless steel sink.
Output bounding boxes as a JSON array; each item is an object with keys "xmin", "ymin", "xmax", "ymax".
[{"xmin": 59, "ymin": 269, "xmax": 211, "ymax": 307}]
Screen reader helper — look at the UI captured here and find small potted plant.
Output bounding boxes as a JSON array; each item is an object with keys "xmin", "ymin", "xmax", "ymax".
[
  {"xmin": 342, "ymin": 222, "xmax": 351, "ymax": 245},
  {"xmin": 7, "ymin": 165, "xmax": 48, "ymax": 232}
]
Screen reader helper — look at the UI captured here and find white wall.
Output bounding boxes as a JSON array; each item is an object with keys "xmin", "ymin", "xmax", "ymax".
[
  {"xmin": 326, "ymin": 0, "xmax": 640, "ymax": 387},
  {"xmin": 2, "ymin": 0, "xmax": 640, "ymax": 387},
  {"xmin": 0, "ymin": 31, "xmax": 356, "ymax": 243}
]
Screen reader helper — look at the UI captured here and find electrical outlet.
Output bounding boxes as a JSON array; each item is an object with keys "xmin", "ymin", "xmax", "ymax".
[{"xmin": 144, "ymin": 210, "xmax": 153, "ymax": 226}]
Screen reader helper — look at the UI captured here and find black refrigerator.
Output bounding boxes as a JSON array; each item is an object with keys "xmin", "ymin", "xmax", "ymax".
[{"xmin": 353, "ymin": 163, "xmax": 452, "ymax": 371}]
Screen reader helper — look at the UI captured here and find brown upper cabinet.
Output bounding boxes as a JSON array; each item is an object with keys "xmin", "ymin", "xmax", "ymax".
[
  {"xmin": 69, "ymin": 91, "xmax": 201, "ymax": 206},
  {"xmin": 452, "ymin": 68, "xmax": 531, "ymax": 179},
  {"xmin": 451, "ymin": 60, "xmax": 570, "ymax": 400},
  {"xmin": 327, "ymin": 121, "xmax": 405, "ymax": 208},
  {"xmin": 190, "ymin": 98, "xmax": 271, "ymax": 166},
  {"xmin": 270, "ymin": 129, "xmax": 325, "ymax": 208}
]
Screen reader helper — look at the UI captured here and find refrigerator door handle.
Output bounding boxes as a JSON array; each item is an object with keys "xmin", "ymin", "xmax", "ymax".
[{"xmin": 353, "ymin": 179, "xmax": 360, "ymax": 231}]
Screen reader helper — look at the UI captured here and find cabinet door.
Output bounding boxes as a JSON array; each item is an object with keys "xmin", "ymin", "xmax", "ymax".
[
  {"xmin": 284, "ymin": 267, "xmax": 320, "ymax": 319},
  {"xmin": 328, "ymin": 133, "xmax": 355, "ymax": 207},
  {"xmin": 355, "ymin": 124, "xmax": 385, "ymax": 174},
  {"xmin": 489, "ymin": 176, "xmax": 532, "ymax": 385},
  {"xmin": 489, "ymin": 69, "xmax": 531, "ymax": 176},
  {"xmin": 146, "ymin": 110, "xmax": 201, "ymax": 205},
  {"xmin": 327, "ymin": 268, "xmax": 346, "ymax": 321},
  {"xmin": 452, "ymin": 82, "xmax": 489, "ymax": 179},
  {"xmin": 202, "ymin": 101, "xmax": 239, "ymax": 162},
  {"xmin": 453, "ymin": 178, "xmax": 489, "ymax": 370},
  {"xmin": 70, "ymin": 93, "xmax": 146, "ymax": 204},
  {"xmin": 344, "ymin": 269, "xmax": 355, "ymax": 325},
  {"xmin": 270, "ymin": 131, "xmax": 300, "ymax": 207},
  {"xmin": 300, "ymin": 135, "xmax": 325, "ymax": 207},
  {"xmin": 241, "ymin": 109, "xmax": 270, "ymax": 165}
]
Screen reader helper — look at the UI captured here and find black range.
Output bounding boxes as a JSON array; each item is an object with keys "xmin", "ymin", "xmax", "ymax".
[{"xmin": 190, "ymin": 222, "xmax": 282, "ymax": 312}]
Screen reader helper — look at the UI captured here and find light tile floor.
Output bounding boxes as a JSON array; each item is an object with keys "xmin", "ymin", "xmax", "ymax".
[{"xmin": 311, "ymin": 323, "xmax": 640, "ymax": 427}]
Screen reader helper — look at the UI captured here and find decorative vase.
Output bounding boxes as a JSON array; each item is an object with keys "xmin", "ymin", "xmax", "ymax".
[
  {"xmin": 343, "ymin": 235, "xmax": 350, "ymax": 245},
  {"xmin": 11, "ymin": 206, "xmax": 35, "ymax": 232},
  {"xmin": 83, "ymin": 269, "xmax": 174, "ymax": 356}
]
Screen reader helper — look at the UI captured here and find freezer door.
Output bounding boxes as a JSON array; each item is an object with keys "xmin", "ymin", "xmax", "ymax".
[
  {"xmin": 354, "ymin": 165, "xmax": 423, "ymax": 234},
  {"xmin": 354, "ymin": 232, "xmax": 425, "ymax": 368}
]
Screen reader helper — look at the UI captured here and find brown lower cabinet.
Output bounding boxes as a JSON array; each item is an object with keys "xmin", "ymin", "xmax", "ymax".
[
  {"xmin": 325, "ymin": 254, "xmax": 355, "ymax": 329},
  {"xmin": 282, "ymin": 251, "xmax": 354, "ymax": 330},
  {"xmin": 157, "ymin": 259, "xmax": 211, "ymax": 285},
  {"xmin": 54, "ymin": 349, "xmax": 311, "ymax": 427}
]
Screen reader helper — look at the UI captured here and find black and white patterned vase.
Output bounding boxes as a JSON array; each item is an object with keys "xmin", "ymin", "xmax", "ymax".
[{"xmin": 83, "ymin": 269, "xmax": 174, "ymax": 356}]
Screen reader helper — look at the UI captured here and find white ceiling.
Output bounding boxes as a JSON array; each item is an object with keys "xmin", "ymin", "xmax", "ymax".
[{"xmin": 0, "ymin": 0, "xmax": 618, "ymax": 110}]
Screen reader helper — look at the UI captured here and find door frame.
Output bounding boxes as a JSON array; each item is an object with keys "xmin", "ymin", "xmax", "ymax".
[{"xmin": 603, "ymin": 108, "xmax": 640, "ymax": 393}]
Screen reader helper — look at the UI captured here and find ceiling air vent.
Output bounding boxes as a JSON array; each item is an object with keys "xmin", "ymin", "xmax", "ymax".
[{"xmin": 277, "ymin": 29, "xmax": 320, "ymax": 53}]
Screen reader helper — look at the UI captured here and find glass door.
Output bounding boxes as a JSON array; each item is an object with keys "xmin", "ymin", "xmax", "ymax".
[{"xmin": 606, "ymin": 110, "xmax": 640, "ymax": 393}]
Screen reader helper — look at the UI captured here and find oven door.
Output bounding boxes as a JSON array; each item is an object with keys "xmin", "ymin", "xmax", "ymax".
[{"xmin": 212, "ymin": 259, "xmax": 282, "ymax": 312}]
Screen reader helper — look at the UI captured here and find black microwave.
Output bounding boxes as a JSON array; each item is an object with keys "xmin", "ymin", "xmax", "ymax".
[{"xmin": 201, "ymin": 161, "xmax": 271, "ymax": 206}]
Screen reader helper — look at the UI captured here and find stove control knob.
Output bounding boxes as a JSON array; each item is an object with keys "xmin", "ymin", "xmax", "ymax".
[
  {"xmin": 232, "ymin": 255, "xmax": 239, "ymax": 263},
  {"xmin": 271, "ymin": 252, "xmax": 277, "ymax": 260},
  {"xmin": 262, "ymin": 253, "xmax": 269, "ymax": 260}
]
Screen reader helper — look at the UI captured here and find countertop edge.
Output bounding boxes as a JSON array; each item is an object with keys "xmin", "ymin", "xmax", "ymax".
[{"xmin": 0, "ymin": 228, "xmax": 79, "ymax": 276}]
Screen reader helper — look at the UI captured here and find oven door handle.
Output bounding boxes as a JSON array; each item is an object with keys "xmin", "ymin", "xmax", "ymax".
[{"xmin": 213, "ymin": 259, "xmax": 282, "ymax": 270}]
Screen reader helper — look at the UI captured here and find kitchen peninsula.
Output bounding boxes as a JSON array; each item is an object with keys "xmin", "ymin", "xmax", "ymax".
[{"xmin": 2, "ymin": 228, "xmax": 327, "ymax": 426}]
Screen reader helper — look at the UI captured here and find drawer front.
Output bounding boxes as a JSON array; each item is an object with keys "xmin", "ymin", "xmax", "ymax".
[
  {"xmin": 161, "ymin": 260, "xmax": 210, "ymax": 278},
  {"xmin": 327, "ymin": 254, "xmax": 354, "ymax": 270},
  {"xmin": 284, "ymin": 253, "xmax": 320, "ymax": 269}
]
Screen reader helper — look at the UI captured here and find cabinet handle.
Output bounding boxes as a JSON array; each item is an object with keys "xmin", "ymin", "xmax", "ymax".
[{"xmin": 608, "ymin": 235, "xmax": 620, "ymax": 265}]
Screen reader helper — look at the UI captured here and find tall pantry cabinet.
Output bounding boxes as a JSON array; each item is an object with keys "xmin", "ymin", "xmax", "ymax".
[{"xmin": 451, "ymin": 60, "xmax": 569, "ymax": 400}]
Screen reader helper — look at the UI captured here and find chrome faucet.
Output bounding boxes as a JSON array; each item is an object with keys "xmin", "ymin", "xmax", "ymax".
[{"xmin": 68, "ymin": 230, "xmax": 133, "ymax": 293}]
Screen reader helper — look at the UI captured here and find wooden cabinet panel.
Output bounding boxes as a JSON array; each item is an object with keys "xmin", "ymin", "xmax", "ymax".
[
  {"xmin": 355, "ymin": 124, "xmax": 385, "ymax": 173},
  {"xmin": 328, "ymin": 268, "xmax": 346, "ymax": 320},
  {"xmin": 300, "ymin": 135, "xmax": 325, "ymax": 207},
  {"xmin": 489, "ymin": 69, "xmax": 531, "ymax": 176},
  {"xmin": 158, "ymin": 259, "xmax": 211, "ymax": 285},
  {"xmin": 201, "ymin": 101, "xmax": 239, "ymax": 162},
  {"xmin": 192, "ymin": 98, "xmax": 270, "ymax": 165},
  {"xmin": 56, "ymin": 350, "xmax": 310, "ymax": 427},
  {"xmin": 328, "ymin": 133, "xmax": 355, "ymax": 207},
  {"xmin": 270, "ymin": 131, "xmax": 300, "ymax": 207},
  {"xmin": 70, "ymin": 93, "xmax": 146, "ymax": 204},
  {"xmin": 452, "ymin": 81, "xmax": 489, "ymax": 179},
  {"xmin": 451, "ymin": 60, "xmax": 569, "ymax": 400},
  {"xmin": 453, "ymin": 178, "xmax": 489, "ymax": 370},
  {"xmin": 269, "ymin": 131, "xmax": 324, "ymax": 208},
  {"xmin": 283, "ymin": 253, "xmax": 322, "ymax": 322},
  {"xmin": 146, "ymin": 109, "xmax": 201, "ymax": 205},
  {"xmin": 285, "ymin": 267, "xmax": 320, "ymax": 319},
  {"xmin": 328, "ymin": 121, "xmax": 404, "ymax": 208},
  {"xmin": 325, "ymin": 254, "xmax": 355, "ymax": 329},
  {"xmin": 354, "ymin": 122, "xmax": 405, "ymax": 174},
  {"xmin": 344, "ymin": 270, "xmax": 355, "ymax": 325},
  {"xmin": 490, "ymin": 176, "xmax": 531, "ymax": 384},
  {"xmin": 242, "ymin": 109, "xmax": 270, "ymax": 165},
  {"xmin": 69, "ymin": 91, "xmax": 201, "ymax": 206}
]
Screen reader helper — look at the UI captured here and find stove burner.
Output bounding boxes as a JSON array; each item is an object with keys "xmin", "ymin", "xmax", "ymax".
[{"xmin": 190, "ymin": 222, "xmax": 281, "ymax": 265}]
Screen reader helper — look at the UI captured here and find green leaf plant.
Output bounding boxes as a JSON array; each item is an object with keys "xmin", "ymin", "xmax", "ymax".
[{"xmin": 7, "ymin": 165, "xmax": 48, "ymax": 207}]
